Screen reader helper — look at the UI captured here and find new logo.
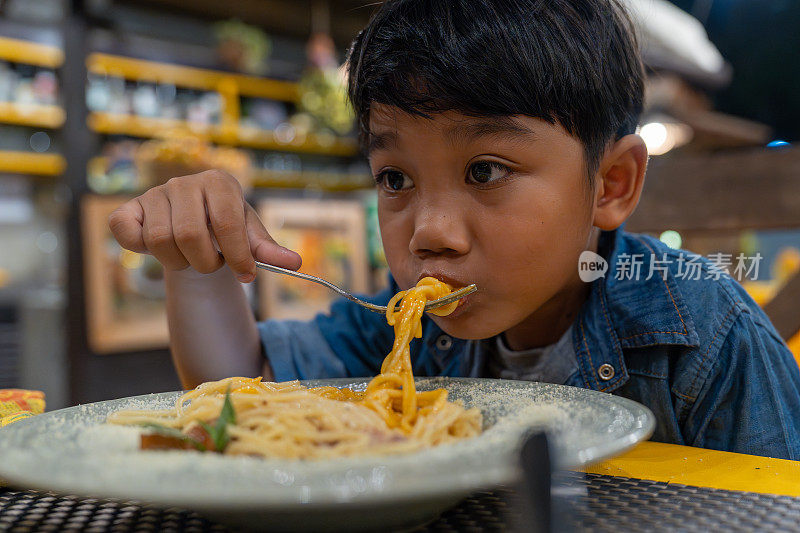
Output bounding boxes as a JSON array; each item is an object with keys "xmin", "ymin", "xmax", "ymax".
[{"xmin": 578, "ymin": 251, "xmax": 608, "ymax": 282}]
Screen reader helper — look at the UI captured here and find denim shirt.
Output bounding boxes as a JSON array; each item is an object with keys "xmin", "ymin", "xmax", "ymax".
[{"xmin": 259, "ymin": 228, "xmax": 800, "ymax": 460}]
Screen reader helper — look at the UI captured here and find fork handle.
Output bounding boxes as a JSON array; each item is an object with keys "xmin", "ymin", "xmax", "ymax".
[{"xmin": 254, "ymin": 262, "xmax": 387, "ymax": 314}]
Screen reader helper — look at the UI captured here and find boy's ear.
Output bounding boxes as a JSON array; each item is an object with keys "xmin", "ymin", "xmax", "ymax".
[{"xmin": 592, "ymin": 134, "xmax": 648, "ymax": 231}]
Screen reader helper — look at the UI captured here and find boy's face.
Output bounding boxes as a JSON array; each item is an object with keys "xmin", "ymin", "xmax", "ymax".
[{"xmin": 369, "ymin": 104, "xmax": 597, "ymax": 342}]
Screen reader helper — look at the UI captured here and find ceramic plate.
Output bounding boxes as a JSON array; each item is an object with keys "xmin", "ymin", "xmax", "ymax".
[{"xmin": 0, "ymin": 378, "xmax": 654, "ymax": 532}]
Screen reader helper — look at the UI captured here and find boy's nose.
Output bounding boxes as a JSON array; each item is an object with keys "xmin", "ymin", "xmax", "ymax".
[{"xmin": 408, "ymin": 205, "xmax": 471, "ymax": 258}]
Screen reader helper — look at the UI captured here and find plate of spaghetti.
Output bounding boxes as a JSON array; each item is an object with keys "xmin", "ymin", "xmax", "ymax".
[{"xmin": 0, "ymin": 278, "xmax": 654, "ymax": 532}]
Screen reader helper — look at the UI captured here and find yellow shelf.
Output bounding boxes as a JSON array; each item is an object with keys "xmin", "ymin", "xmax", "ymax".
[
  {"xmin": 0, "ymin": 36, "xmax": 63, "ymax": 68},
  {"xmin": 0, "ymin": 102, "xmax": 65, "ymax": 129},
  {"xmin": 253, "ymin": 170, "xmax": 372, "ymax": 191},
  {"xmin": 87, "ymin": 53, "xmax": 298, "ymax": 102},
  {"xmin": 87, "ymin": 112, "xmax": 216, "ymax": 140},
  {"xmin": 84, "ymin": 54, "xmax": 360, "ymax": 158},
  {"xmin": 235, "ymin": 127, "xmax": 358, "ymax": 157},
  {"xmin": 0, "ymin": 151, "xmax": 65, "ymax": 176},
  {"xmin": 87, "ymin": 112, "xmax": 359, "ymax": 157}
]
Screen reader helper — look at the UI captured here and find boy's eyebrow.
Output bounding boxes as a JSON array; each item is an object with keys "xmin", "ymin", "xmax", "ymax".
[
  {"xmin": 443, "ymin": 117, "xmax": 538, "ymax": 146},
  {"xmin": 368, "ymin": 131, "xmax": 398, "ymax": 153},
  {"xmin": 367, "ymin": 117, "xmax": 537, "ymax": 154}
]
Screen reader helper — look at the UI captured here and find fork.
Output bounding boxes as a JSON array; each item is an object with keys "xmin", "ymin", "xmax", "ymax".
[{"xmin": 255, "ymin": 261, "xmax": 477, "ymax": 314}]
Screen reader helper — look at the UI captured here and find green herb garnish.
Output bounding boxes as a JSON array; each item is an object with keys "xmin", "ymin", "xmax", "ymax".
[
  {"xmin": 200, "ymin": 387, "xmax": 237, "ymax": 452},
  {"xmin": 138, "ymin": 387, "xmax": 236, "ymax": 453}
]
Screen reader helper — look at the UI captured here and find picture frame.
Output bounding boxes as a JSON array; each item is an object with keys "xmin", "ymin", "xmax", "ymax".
[
  {"xmin": 257, "ymin": 198, "xmax": 369, "ymax": 321},
  {"xmin": 82, "ymin": 194, "xmax": 169, "ymax": 353}
]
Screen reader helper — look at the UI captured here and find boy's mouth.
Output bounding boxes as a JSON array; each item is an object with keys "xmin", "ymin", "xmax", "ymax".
[
  {"xmin": 417, "ymin": 272, "xmax": 470, "ymax": 290},
  {"xmin": 417, "ymin": 272, "xmax": 475, "ymax": 317},
  {"xmin": 445, "ymin": 292, "xmax": 473, "ymax": 318}
]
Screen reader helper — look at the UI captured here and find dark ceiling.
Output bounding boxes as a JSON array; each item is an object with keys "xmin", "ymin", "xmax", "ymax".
[{"xmin": 667, "ymin": 0, "xmax": 800, "ymax": 142}]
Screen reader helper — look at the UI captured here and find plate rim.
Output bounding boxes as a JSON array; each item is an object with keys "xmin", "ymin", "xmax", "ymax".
[{"xmin": 0, "ymin": 377, "xmax": 655, "ymax": 510}]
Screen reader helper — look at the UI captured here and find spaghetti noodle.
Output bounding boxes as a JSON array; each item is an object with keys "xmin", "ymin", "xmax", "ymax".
[{"xmin": 107, "ymin": 277, "xmax": 482, "ymax": 459}]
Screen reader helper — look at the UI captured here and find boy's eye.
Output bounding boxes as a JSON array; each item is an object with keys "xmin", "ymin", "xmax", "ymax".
[
  {"xmin": 376, "ymin": 169, "xmax": 414, "ymax": 191},
  {"xmin": 467, "ymin": 161, "xmax": 511, "ymax": 185}
]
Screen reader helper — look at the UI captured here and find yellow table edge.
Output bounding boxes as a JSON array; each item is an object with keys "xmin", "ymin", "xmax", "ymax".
[{"xmin": 580, "ymin": 441, "xmax": 800, "ymax": 497}]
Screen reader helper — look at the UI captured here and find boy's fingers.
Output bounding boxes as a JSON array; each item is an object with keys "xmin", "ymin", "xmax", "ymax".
[
  {"xmin": 204, "ymin": 178, "xmax": 255, "ymax": 282},
  {"xmin": 108, "ymin": 200, "xmax": 148, "ymax": 253},
  {"xmin": 245, "ymin": 204, "xmax": 302, "ymax": 271},
  {"xmin": 166, "ymin": 178, "xmax": 224, "ymax": 274},
  {"xmin": 140, "ymin": 187, "xmax": 190, "ymax": 271}
]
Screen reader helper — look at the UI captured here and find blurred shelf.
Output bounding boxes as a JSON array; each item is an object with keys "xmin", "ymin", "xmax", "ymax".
[
  {"xmin": 86, "ymin": 53, "xmax": 298, "ymax": 102},
  {"xmin": 87, "ymin": 112, "xmax": 359, "ymax": 157},
  {"xmin": 253, "ymin": 170, "xmax": 372, "ymax": 191},
  {"xmin": 0, "ymin": 151, "xmax": 65, "ymax": 176},
  {"xmin": 87, "ymin": 112, "xmax": 216, "ymax": 140},
  {"xmin": 85, "ymin": 54, "xmax": 359, "ymax": 157},
  {"xmin": 0, "ymin": 36, "xmax": 63, "ymax": 68},
  {"xmin": 86, "ymin": 158, "xmax": 371, "ymax": 193},
  {"xmin": 0, "ymin": 102, "xmax": 65, "ymax": 129},
  {"xmin": 235, "ymin": 126, "xmax": 358, "ymax": 157}
]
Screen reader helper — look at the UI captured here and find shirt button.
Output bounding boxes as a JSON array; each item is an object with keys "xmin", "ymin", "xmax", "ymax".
[
  {"xmin": 597, "ymin": 364, "xmax": 615, "ymax": 381},
  {"xmin": 435, "ymin": 335, "xmax": 453, "ymax": 351}
]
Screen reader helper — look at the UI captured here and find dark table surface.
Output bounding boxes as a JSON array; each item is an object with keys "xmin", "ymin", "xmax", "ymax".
[{"xmin": 3, "ymin": 471, "xmax": 800, "ymax": 532}]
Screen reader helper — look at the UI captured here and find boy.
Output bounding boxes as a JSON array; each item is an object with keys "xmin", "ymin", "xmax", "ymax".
[{"xmin": 109, "ymin": 0, "xmax": 800, "ymax": 459}]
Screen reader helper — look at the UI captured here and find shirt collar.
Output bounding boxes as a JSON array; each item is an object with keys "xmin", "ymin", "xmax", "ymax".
[{"xmin": 573, "ymin": 228, "xmax": 700, "ymax": 393}]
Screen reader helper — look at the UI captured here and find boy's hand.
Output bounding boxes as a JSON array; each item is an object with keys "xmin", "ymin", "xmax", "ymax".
[{"xmin": 108, "ymin": 170, "xmax": 302, "ymax": 283}]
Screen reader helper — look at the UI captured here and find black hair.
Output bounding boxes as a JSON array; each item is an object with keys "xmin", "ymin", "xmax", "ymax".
[{"xmin": 346, "ymin": 0, "xmax": 644, "ymax": 177}]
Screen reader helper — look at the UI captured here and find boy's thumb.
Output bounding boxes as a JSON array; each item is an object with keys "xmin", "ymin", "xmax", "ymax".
[{"xmin": 245, "ymin": 206, "xmax": 302, "ymax": 270}]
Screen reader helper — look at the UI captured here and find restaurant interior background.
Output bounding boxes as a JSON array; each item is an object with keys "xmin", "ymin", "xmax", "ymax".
[{"xmin": 0, "ymin": 0, "xmax": 797, "ymax": 410}]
